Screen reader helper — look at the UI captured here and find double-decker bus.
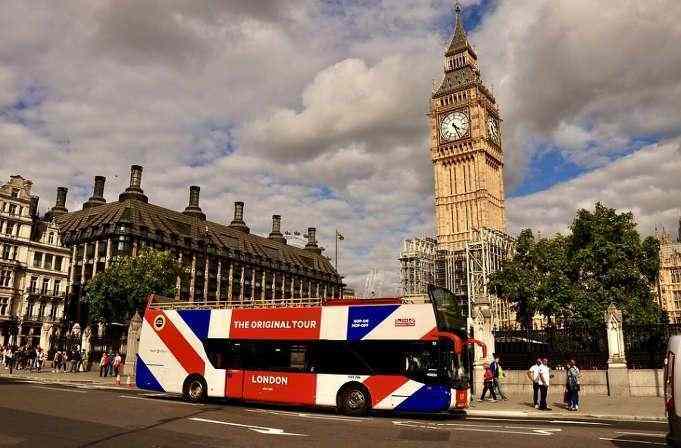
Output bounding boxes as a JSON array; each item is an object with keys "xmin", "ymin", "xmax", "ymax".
[{"xmin": 136, "ymin": 287, "xmax": 481, "ymax": 415}]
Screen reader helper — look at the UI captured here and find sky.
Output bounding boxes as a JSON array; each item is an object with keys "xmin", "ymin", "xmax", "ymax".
[{"xmin": 1, "ymin": 0, "xmax": 681, "ymax": 295}]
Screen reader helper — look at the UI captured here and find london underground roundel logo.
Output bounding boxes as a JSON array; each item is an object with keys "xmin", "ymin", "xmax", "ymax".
[{"xmin": 153, "ymin": 315, "xmax": 166, "ymax": 331}]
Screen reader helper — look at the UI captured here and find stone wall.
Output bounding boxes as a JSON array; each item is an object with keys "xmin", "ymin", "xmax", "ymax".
[{"xmin": 498, "ymin": 369, "xmax": 663, "ymax": 397}]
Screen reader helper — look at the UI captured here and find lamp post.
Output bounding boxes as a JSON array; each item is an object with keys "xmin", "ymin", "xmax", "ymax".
[{"xmin": 335, "ymin": 230, "xmax": 344, "ymax": 272}]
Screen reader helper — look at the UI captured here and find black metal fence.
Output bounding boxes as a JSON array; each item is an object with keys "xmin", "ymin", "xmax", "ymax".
[
  {"xmin": 624, "ymin": 324, "xmax": 681, "ymax": 369},
  {"xmin": 493, "ymin": 325, "xmax": 609, "ymax": 370}
]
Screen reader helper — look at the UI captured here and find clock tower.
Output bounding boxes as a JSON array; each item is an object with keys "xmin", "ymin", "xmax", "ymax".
[{"xmin": 429, "ymin": 4, "xmax": 505, "ymax": 251}]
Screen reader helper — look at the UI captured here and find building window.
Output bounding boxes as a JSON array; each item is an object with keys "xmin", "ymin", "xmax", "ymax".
[
  {"xmin": 1, "ymin": 244, "xmax": 10, "ymax": 260},
  {"xmin": 26, "ymin": 302, "xmax": 34, "ymax": 318},
  {"xmin": 0, "ymin": 270, "xmax": 10, "ymax": 287},
  {"xmin": 50, "ymin": 304, "xmax": 57, "ymax": 320},
  {"xmin": 38, "ymin": 302, "xmax": 46, "ymax": 318},
  {"xmin": 48, "ymin": 232, "xmax": 55, "ymax": 244},
  {"xmin": 0, "ymin": 298, "xmax": 7, "ymax": 315},
  {"xmin": 33, "ymin": 251, "xmax": 42, "ymax": 268},
  {"xmin": 53, "ymin": 280, "xmax": 61, "ymax": 296},
  {"xmin": 41, "ymin": 278, "xmax": 50, "ymax": 294},
  {"xmin": 29, "ymin": 276, "xmax": 38, "ymax": 293},
  {"xmin": 10, "ymin": 189, "xmax": 18, "ymax": 198},
  {"xmin": 8, "ymin": 203, "xmax": 17, "ymax": 214},
  {"xmin": 675, "ymin": 291, "xmax": 681, "ymax": 311},
  {"xmin": 5, "ymin": 222, "xmax": 14, "ymax": 235},
  {"xmin": 44, "ymin": 253, "xmax": 53, "ymax": 270},
  {"xmin": 54, "ymin": 256, "xmax": 63, "ymax": 272},
  {"xmin": 672, "ymin": 269, "xmax": 681, "ymax": 284}
]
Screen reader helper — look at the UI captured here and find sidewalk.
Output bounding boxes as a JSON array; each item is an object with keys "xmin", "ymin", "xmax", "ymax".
[
  {"xmin": 0, "ymin": 366, "xmax": 135, "ymax": 389},
  {"xmin": 466, "ymin": 393, "xmax": 666, "ymax": 422}
]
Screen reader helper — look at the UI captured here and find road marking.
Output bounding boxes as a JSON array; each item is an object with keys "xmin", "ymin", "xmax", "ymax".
[
  {"xmin": 246, "ymin": 408, "xmax": 367, "ymax": 423},
  {"xmin": 118, "ymin": 395, "xmax": 202, "ymax": 406},
  {"xmin": 393, "ymin": 420, "xmax": 562, "ymax": 436},
  {"xmin": 189, "ymin": 417, "xmax": 308, "ymax": 436},
  {"xmin": 548, "ymin": 420, "xmax": 609, "ymax": 426},
  {"xmin": 616, "ymin": 432, "xmax": 666, "ymax": 438},
  {"xmin": 599, "ymin": 438, "xmax": 665, "ymax": 445},
  {"xmin": 32, "ymin": 386, "xmax": 87, "ymax": 394}
]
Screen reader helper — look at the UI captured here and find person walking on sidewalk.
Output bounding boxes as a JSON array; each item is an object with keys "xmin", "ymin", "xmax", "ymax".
[
  {"xmin": 527, "ymin": 358, "xmax": 542, "ymax": 408},
  {"xmin": 5, "ymin": 346, "xmax": 14, "ymax": 374},
  {"xmin": 99, "ymin": 353, "xmax": 110, "ymax": 377},
  {"xmin": 566, "ymin": 359, "xmax": 581, "ymax": 411},
  {"xmin": 112, "ymin": 352, "xmax": 123, "ymax": 377},
  {"xmin": 490, "ymin": 354, "xmax": 508, "ymax": 400},
  {"xmin": 480, "ymin": 362, "xmax": 498, "ymax": 401},
  {"xmin": 538, "ymin": 358, "xmax": 551, "ymax": 410}
]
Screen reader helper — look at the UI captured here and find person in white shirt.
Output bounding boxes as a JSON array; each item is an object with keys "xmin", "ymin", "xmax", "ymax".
[
  {"xmin": 538, "ymin": 358, "xmax": 551, "ymax": 410},
  {"xmin": 527, "ymin": 358, "xmax": 542, "ymax": 408}
]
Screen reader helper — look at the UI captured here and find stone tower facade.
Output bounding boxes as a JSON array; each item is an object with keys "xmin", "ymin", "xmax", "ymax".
[{"xmin": 429, "ymin": 4, "xmax": 505, "ymax": 251}]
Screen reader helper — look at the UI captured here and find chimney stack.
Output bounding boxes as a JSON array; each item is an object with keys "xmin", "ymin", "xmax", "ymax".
[
  {"xmin": 268, "ymin": 214, "xmax": 286, "ymax": 244},
  {"xmin": 228, "ymin": 201, "xmax": 250, "ymax": 233},
  {"xmin": 119, "ymin": 165, "xmax": 148, "ymax": 202},
  {"xmin": 46, "ymin": 187, "xmax": 68, "ymax": 220},
  {"xmin": 182, "ymin": 185, "xmax": 206, "ymax": 220},
  {"xmin": 305, "ymin": 227, "xmax": 322, "ymax": 254},
  {"xmin": 29, "ymin": 196, "xmax": 39, "ymax": 218},
  {"xmin": 83, "ymin": 176, "xmax": 107, "ymax": 209}
]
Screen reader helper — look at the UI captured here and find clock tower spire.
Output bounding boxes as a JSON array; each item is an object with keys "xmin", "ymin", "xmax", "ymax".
[{"xmin": 429, "ymin": 2, "xmax": 506, "ymax": 251}]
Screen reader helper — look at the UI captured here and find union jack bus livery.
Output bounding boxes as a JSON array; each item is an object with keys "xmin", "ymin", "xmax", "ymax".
[{"xmin": 137, "ymin": 288, "xmax": 477, "ymax": 415}]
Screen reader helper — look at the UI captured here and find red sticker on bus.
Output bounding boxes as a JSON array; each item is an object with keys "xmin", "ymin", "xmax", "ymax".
[{"xmin": 229, "ymin": 307, "xmax": 322, "ymax": 340}]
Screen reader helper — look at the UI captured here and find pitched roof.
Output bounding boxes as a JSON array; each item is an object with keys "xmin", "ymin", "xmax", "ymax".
[
  {"xmin": 55, "ymin": 198, "xmax": 338, "ymax": 276},
  {"xmin": 433, "ymin": 66, "xmax": 479, "ymax": 98}
]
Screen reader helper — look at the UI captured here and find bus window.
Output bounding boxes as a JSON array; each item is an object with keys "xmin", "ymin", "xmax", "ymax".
[
  {"xmin": 311, "ymin": 342, "xmax": 372, "ymax": 375},
  {"xmin": 241, "ymin": 342, "xmax": 310, "ymax": 372},
  {"xmin": 204, "ymin": 340, "xmax": 242, "ymax": 370}
]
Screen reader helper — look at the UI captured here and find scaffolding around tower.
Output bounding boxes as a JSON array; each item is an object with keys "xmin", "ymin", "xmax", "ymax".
[{"xmin": 399, "ymin": 228, "xmax": 515, "ymax": 329}]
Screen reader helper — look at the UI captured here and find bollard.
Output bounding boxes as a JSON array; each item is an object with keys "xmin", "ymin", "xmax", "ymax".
[
  {"xmin": 115, "ymin": 374, "xmax": 121, "ymax": 386},
  {"xmin": 127, "ymin": 375, "xmax": 132, "ymax": 387}
]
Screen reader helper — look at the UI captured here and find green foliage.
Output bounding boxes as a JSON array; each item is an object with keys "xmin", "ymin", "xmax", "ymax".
[
  {"xmin": 489, "ymin": 203, "xmax": 664, "ymax": 328},
  {"xmin": 84, "ymin": 248, "xmax": 183, "ymax": 323}
]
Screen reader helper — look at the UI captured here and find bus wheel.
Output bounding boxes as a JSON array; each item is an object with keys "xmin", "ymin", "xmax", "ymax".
[
  {"xmin": 183, "ymin": 375, "xmax": 207, "ymax": 403},
  {"xmin": 339, "ymin": 385, "xmax": 370, "ymax": 416}
]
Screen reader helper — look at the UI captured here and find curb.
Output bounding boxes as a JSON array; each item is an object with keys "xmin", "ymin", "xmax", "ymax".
[
  {"xmin": 1, "ymin": 374, "xmax": 136, "ymax": 391},
  {"xmin": 461, "ymin": 409, "xmax": 666, "ymax": 423}
]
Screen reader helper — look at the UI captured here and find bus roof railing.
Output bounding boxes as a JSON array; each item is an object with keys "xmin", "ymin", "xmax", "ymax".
[{"xmin": 146, "ymin": 294, "xmax": 431, "ymax": 310}]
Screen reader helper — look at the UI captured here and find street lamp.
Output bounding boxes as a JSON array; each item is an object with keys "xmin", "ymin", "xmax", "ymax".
[{"xmin": 335, "ymin": 229, "xmax": 344, "ymax": 273}]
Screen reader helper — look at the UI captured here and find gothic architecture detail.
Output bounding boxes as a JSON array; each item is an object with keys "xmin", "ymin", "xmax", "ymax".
[{"xmin": 429, "ymin": 4, "xmax": 505, "ymax": 251}]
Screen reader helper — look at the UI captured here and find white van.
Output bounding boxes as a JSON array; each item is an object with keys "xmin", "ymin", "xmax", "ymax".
[{"xmin": 666, "ymin": 335, "xmax": 681, "ymax": 446}]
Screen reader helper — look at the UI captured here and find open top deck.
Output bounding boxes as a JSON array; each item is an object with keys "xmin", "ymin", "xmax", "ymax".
[{"xmin": 146, "ymin": 294, "xmax": 431, "ymax": 311}]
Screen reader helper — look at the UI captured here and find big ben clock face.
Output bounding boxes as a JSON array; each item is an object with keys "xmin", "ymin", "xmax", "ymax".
[
  {"xmin": 487, "ymin": 115, "xmax": 500, "ymax": 145},
  {"xmin": 440, "ymin": 110, "xmax": 470, "ymax": 141}
]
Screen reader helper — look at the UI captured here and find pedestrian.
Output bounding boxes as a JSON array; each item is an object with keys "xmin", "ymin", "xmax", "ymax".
[
  {"xmin": 490, "ymin": 353, "xmax": 508, "ymax": 400},
  {"xmin": 99, "ymin": 353, "xmax": 109, "ymax": 377},
  {"xmin": 527, "ymin": 358, "xmax": 542, "ymax": 409},
  {"xmin": 106, "ymin": 352, "xmax": 114, "ymax": 376},
  {"xmin": 480, "ymin": 362, "xmax": 498, "ymax": 401},
  {"xmin": 113, "ymin": 352, "xmax": 123, "ymax": 377},
  {"xmin": 566, "ymin": 359, "xmax": 581, "ymax": 411},
  {"xmin": 69, "ymin": 348, "xmax": 80, "ymax": 373},
  {"xmin": 5, "ymin": 346, "xmax": 14, "ymax": 374},
  {"xmin": 36, "ymin": 348, "xmax": 45, "ymax": 373},
  {"xmin": 538, "ymin": 358, "xmax": 551, "ymax": 410}
]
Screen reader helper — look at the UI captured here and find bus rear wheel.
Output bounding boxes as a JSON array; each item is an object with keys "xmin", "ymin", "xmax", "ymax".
[
  {"xmin": 183, "ymin": 375, "xmax": 207, "ymax": 403},
  {"xmin": 339, "ymin": 385, "xmax": 370, "ymax": 416}
]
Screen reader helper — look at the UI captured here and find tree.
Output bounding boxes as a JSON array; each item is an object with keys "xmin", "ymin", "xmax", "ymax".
[
  {"xmin": 489, "ymin": 203, "xmax": 664, "ymax": 328},
  {"xmin": 84, "ymin": 248, "xmax": 184, "ymax": 323}
]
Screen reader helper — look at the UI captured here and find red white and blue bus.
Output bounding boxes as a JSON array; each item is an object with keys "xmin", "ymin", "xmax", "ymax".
[{"xmin": 136, "ymin": 287, "xmax": 480, "ymax": 415}]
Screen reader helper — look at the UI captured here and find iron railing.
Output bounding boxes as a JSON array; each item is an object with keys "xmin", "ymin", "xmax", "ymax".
[
  {"xmin": 623, "ymin": 323, "xmax": 681, "ymax": 369},
  {"xmin": 493, "ymin": 325, "xmax": 609, "ymax": 370}
]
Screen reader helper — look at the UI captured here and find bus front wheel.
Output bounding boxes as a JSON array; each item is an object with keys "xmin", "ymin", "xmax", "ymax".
[
  {"xmin": 338, "ymin": 384, "xmax": 370, "ymax": 416},
  {"xmin": 183, "ymin": 375, "xmax": 207, "ymax": 403}
]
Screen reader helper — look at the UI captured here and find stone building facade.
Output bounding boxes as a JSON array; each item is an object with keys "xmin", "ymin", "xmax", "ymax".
[
  {"xmin": 657, "ymin": 224, "xmax": 681, "ymax": 323},
  {"xmin": 54, "ymin": 165, "xmax": 343, "ymax": 326},
  {"xmin": 429, "ymin": 4, "xmax": 505, "ymax": 252},
  {"xmin": 0, "ymin": 176, "xmax": 70, "ymax": 349}
]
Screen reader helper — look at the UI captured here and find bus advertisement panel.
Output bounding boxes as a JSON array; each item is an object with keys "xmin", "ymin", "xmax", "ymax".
[{"xmin": 137, "ymin": 296, "xmax": 471, "ymax": 415}]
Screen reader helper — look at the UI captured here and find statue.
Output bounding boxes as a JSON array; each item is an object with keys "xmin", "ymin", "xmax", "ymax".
[{"xmin": 605, "ymin": 305, "xmax": 626, "ymax": 366}]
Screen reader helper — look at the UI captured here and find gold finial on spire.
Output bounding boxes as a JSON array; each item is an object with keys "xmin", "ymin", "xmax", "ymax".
[{"xmin": 455, "ymin": 1, "xmax": 462, "ymax": 15}]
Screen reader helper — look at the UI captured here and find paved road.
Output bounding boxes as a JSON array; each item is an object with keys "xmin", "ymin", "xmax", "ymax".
[{"xmin": 0, "ymin": 377, "xmax": 670, "ymax": 447}]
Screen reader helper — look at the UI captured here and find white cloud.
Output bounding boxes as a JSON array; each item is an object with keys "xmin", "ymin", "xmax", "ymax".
[{"xmin": 1, "ymin": 0, "xmax": 680, "ymax": 295}]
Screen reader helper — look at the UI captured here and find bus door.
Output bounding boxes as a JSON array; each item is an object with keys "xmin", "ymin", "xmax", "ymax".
[{"xmin": 224, "ymin": 342, "xmax": 244, "ymax": 400}]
